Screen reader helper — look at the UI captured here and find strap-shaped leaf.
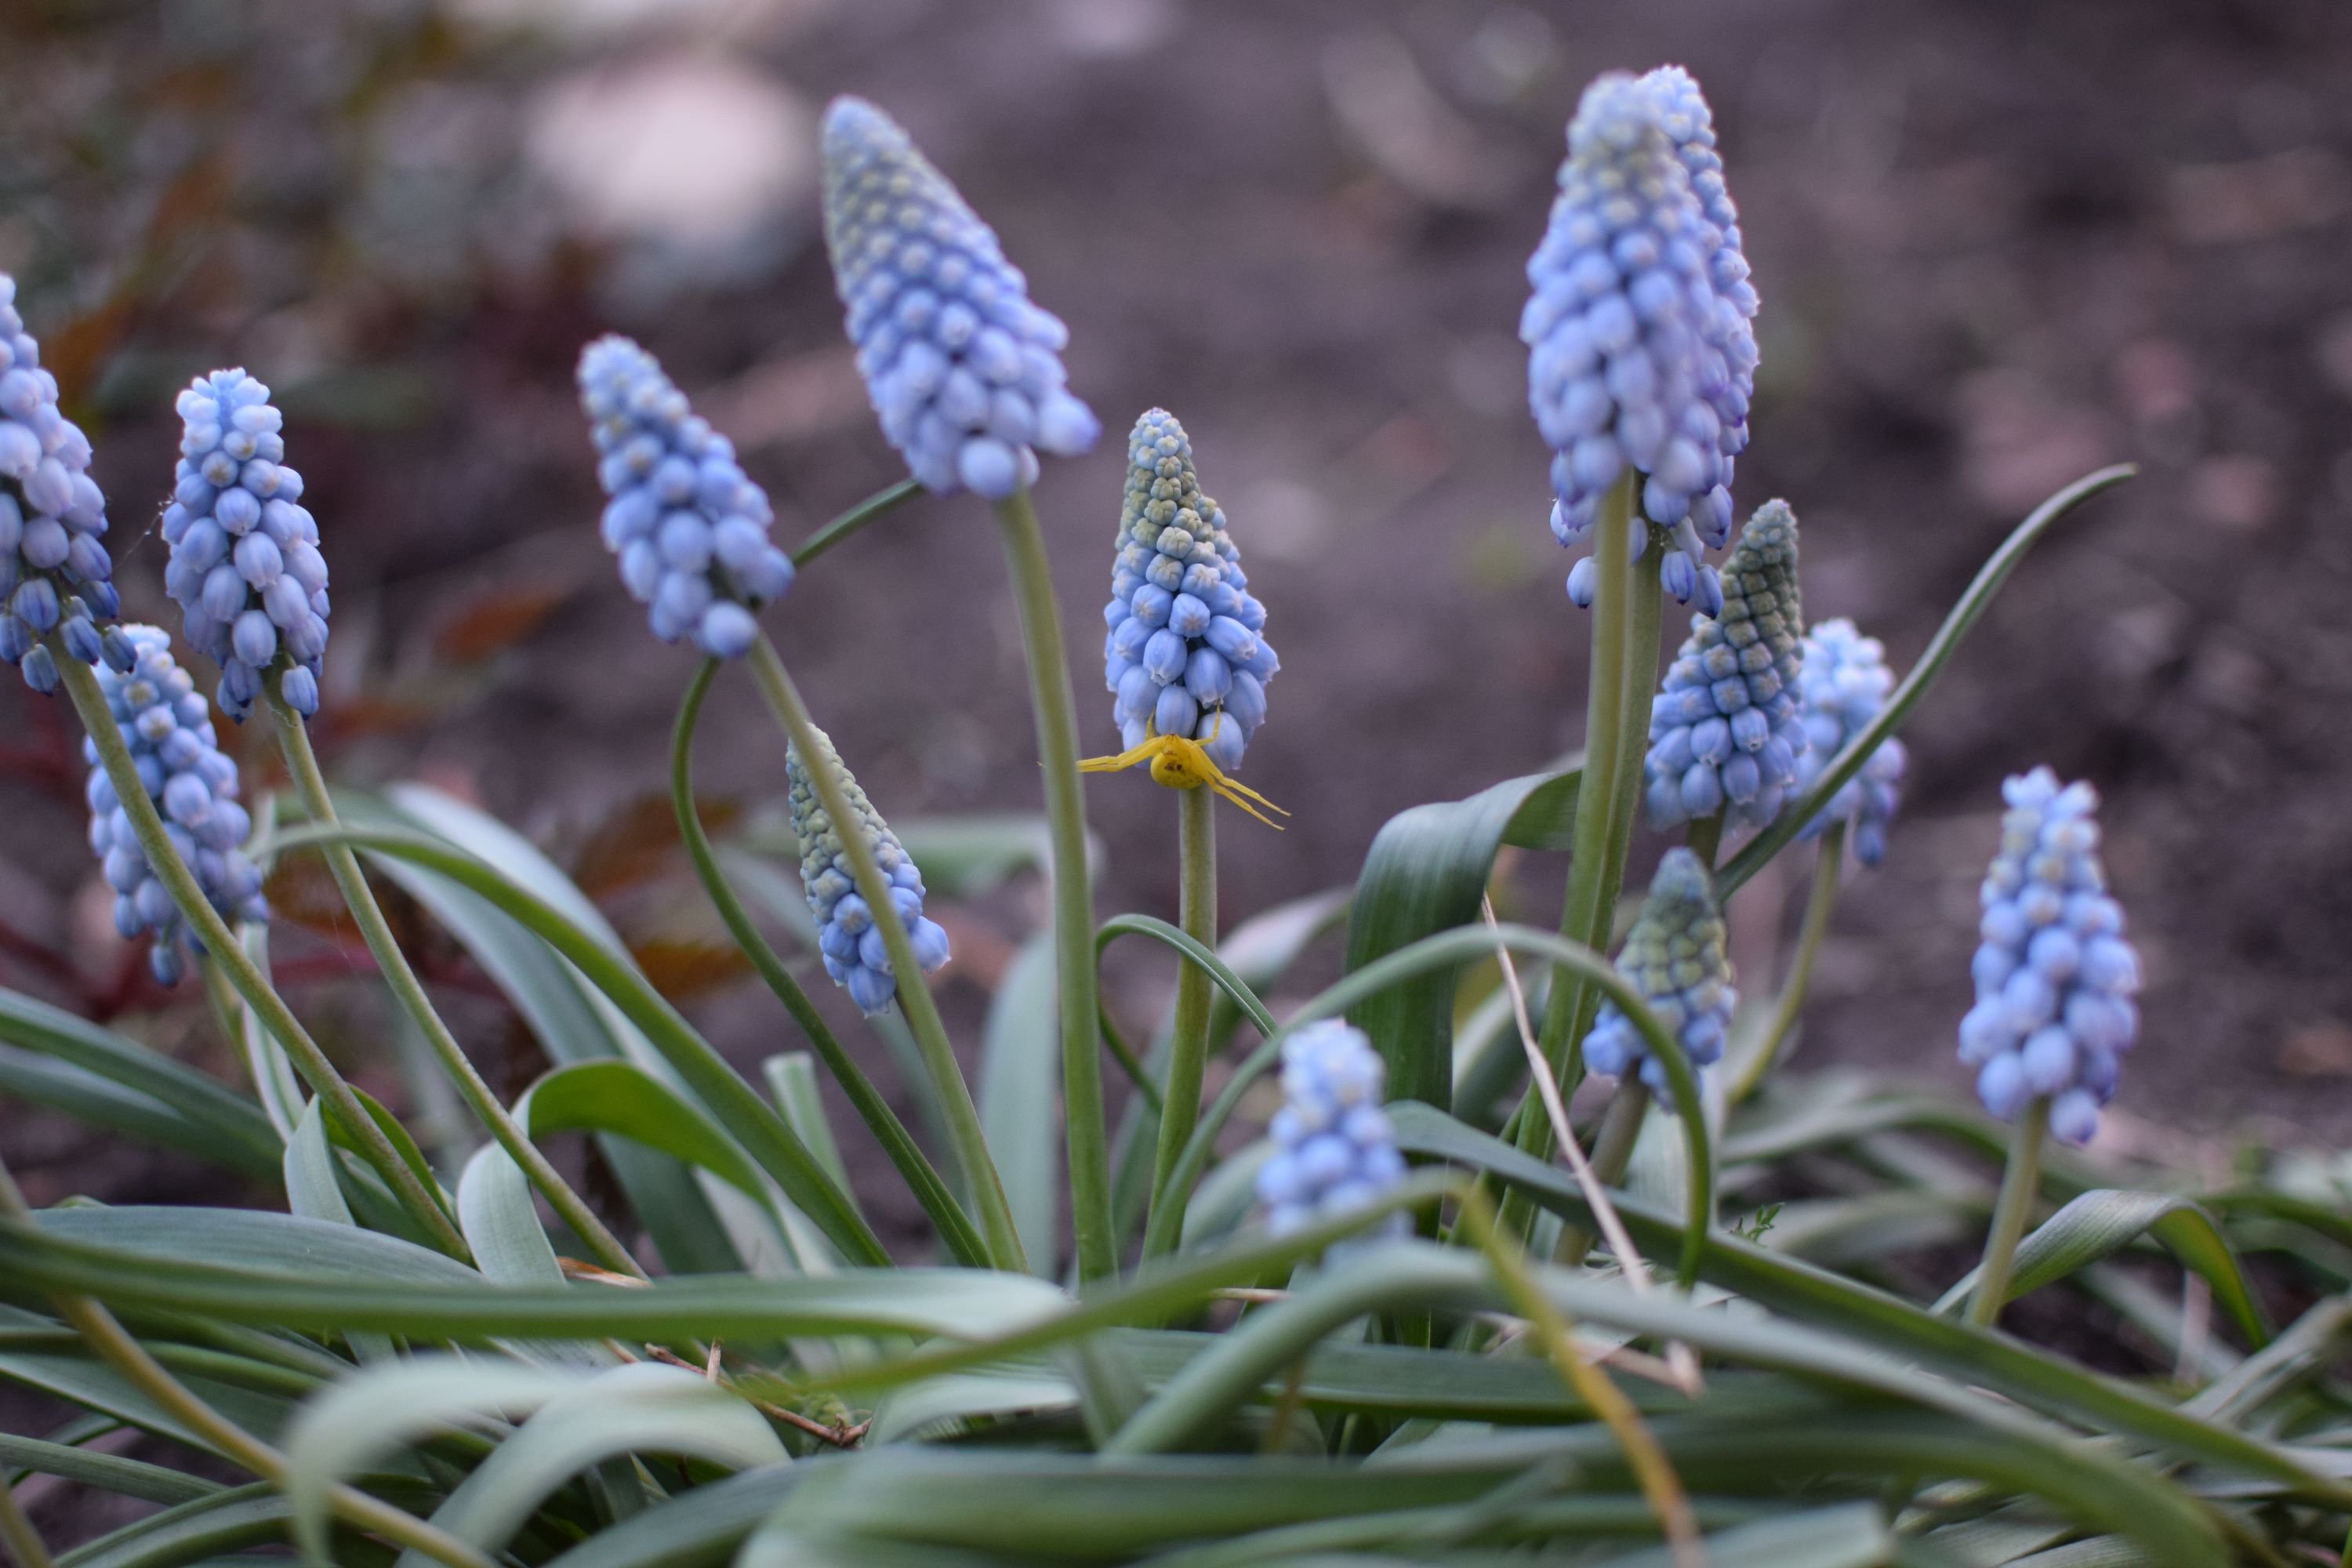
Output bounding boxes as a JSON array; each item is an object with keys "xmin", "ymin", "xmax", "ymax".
[
  {"xmin": 978, "ymin": 934, "xmax": 1062, "ymax": 1277},
  {"xmin": 1339, "ymin": 762, "xmax": 1580, "ymax": 1108},
  {"xmin": 1933, "ymin": 1189, "xmax": 2273, "ymax": 1345}
]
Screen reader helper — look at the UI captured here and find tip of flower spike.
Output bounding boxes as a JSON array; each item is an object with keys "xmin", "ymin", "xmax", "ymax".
[{"xmin": 1583, "ymin": 848, "xmax": 1736, "ymax": 1091}]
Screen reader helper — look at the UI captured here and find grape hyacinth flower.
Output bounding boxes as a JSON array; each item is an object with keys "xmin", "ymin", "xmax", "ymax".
[
  {"xmin": 1582, "ymin": 848, "xmax": 1737, "ymax": 1094},
  {"xmin": 0, "ymin": 273, "xmax": 116, "ymax": 695},
  {"xmin": 1523, "ymin": 67, "xmax": 1756, "ymax": 612},
  {"xmin": 818, "ymin": 96, "xmax": 1099, "ymax": 499},
  {"xmin": 1254, "ymin": 1020, "xmax": 1408, "ymax": 1246},
  {"xmin": 786, "ymin": 725, "xmax": 950, "ymax": 1016},
  {"xmin": 1642, "ymin": 500, "xmax": 1806, "ymax": 832},
  {"xmin": 576, "ymin": 336, "xmax": 795, "ymax": 660},
  {"xmin": 1793, "ymin": 619, "xmax": 1907, "ymax": 866},
  {"xmin": 1959, "ymin": 768, "xmax": 2141, "ymax": 1145},
  {"xmin": 159, "ymin": 370, "xmax": 329, "ymax": 720},
  {"xmin": 1101, "ymin": 410, "xmax": 1276, "ymax": 771},
  {"xmin": 83, "ymin": 626, "xmax": 268, "ymax": 985}
]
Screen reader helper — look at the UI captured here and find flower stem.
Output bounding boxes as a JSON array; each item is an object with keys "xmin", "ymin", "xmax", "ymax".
[
  {"xmin": 1552, "ymin": 1076, "xmax": 1653, "ymax": 1268},
  {"xmin": 1729, "ymin": 820, "xmax": 1844, "ymax": 1104},
  {"xmin": 1145, "ymin": 782, "xmax": 1218, "ymax": 1255},
  {"xmin": 989, "ymin": 486, "xmax": 1115, "ymax": 1283},
  {"xmin": 0, "ymin": 1151, "xmax": 496, "ymax": 1568},
  {"xmin": 790, "ymin": 477, "xmax": 926, "ymax": 569},
  {"xmin": 670, "ymin": 659, "xmax": 988, "ymax": 1268},
  {"xmin": 1521, "ymin": 479, "xmax": 1656, "ymax": 1153},
  {"xmin": 1968, "ymin": 1094, "xmax": 2050, "ymax": 1328},
  {"xmin": 0, "ymin": 1461, "xmax": 57, "ymax": 1568},
  {"xmin": 746, "ymin": 634, "xmax": 1028, "ymax": 1275},
  {"xmin": 264, "ymin": 680, "xmax": 641, "ymax": 1279},
  {"xmin": 52, "ymin": 647, "xmax": 467, "ymax": 1261},
  {"xmin": 1684, "ymin": 814, "xmax": 1723, "ymax": 870}
]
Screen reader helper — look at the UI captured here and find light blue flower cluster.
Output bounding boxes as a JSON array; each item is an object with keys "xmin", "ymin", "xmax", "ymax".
[
  {"xmin": 1102, "ymin": 410, "xmax": 1275, "ymax": 769},
  {"xmin": 786, "ymin": 725, "xmax": 950, "ymax": 1016},
  {"xmin": 1959, "ymin": 768, "xmax": 2140, "ymax": 1145},
  {"xmin": 1524, "ymin": 67, "xmax": 1755, "ymax": 613},
  {"xmin": 83, "ymin": 626, "xmax": 267, "ymax": 985},
  {"xmin": 0, "ymin": 274, "xmax": 116, "ymax": 695},
  {"xmin": 159, "ymin": 370, "xmax": 328, "ymax": 720},
  {"xmin": 819, "ymin": 96, "xmax": 1099, "ymax": 499},
  {"xmin": 576, "ymin": 336, "xmax": 794, "ymax": 661},
  {"xmin": 1583, "ymin": 848, "xmax": 1737, "ymax": 1093},
  {"xmin": 1793, "ymin": 619, "xmax": 1907, "ymax": 866},
  {"xmin": 1642, "ymin": 501, "xmax": 1805, "ymax": 832},
  {"xmin": 1254, "ymin": 1020, "xmax": 1408, "ymax": 1243}
]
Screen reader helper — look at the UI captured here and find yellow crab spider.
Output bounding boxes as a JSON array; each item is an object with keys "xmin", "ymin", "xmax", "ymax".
[{"xmin": 1078, "ymin": 712, "xmax": 1288, "ymax": 830}]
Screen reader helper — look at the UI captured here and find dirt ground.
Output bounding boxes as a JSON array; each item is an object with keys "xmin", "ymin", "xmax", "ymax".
[{"xmin": 3, "ymin": 0, "xmax": 2350, "ymax": 1218}]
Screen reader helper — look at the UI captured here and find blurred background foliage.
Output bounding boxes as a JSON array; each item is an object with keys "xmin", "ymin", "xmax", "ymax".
[{"xmin": 2, "ymin": 0, "xmax": 2350, "ymax": 1213}]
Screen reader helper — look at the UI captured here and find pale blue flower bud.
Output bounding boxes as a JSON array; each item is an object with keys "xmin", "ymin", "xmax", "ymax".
[
  {"xmin": 163, "ymin": 370, "xmax": 325, "ymax": 720},
  {"xmin": 1642, "ymin": 501, "xmax": 1805, "ymax": 833},
  {"xmin": 1581, "ymin": 848, "xmax": 1737, "ymax": 1094},
  {"xmin": 576, "ymin": 336, "xmax": 794, "ymax": 660},
  {"xmin": 786, "ymin": 724, "xmax": 949, "ymax": 1017},
  {"xmin": 1792, "ymin": 618, "xmax": 1907, "ymax": 866},
  {"xmin": 0, "ymin": 276, "xmax": 114, "ymax": 691},
  {"xmin": 1959, "ymin": 768, "xmax": 2140, "ymax": 1145},
  {"xmin": 82, "ymin": 626, "xmax": 268, "ymax": 984},
  {"xmin": 1523, "ymin": 70, "xmax": 1755, "ymax": 608},
  {"xmin": 819, "ymin": 97, "xmax": 1098, "ymax": 498},
  {"xmin": 1101, "ymin": 411, "xmax": 1275, "ymax": 764},
  {"xmin": 1254, "ymin": 1019, "xmax": 1408, "ymax": 1249}
]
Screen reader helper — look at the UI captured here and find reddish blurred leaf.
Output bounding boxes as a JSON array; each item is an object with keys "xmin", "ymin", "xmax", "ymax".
[
  {"xmin": 433, "ymin": 584, "xmax": 573, "ymax": 664},
  {"xmin": 263, "ymin": 855, "xmax": 360, "ymax": 942},
  {"xmin": 627, "ymin": 937, "xmax": 752, "ymax": 1001},
  {"xmin": 571, "ymin": 793, "xmax": 739, "ymax": 898}
]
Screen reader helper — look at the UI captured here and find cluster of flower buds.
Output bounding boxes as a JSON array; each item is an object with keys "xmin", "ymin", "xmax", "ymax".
[
  {"xmin": 1642, "ymin": 500, "xmax": 1806, "ymax": 832},
  {"xmin": 786, "ymin": 725, "xmax": 950, "ymax": 1016},
  {"xmin": 577, "ymin": 336, "xmax": 795, "ymax": 661},
  {"xmin": 1794, "ymin": 619, "xmax": 1907, "ymax": 866},
  {"xmin": 1254, "ymin": 1020, "xmax": 1408, "ymax": 1245},
  {"xmin": 1583, "ymin": 848, "xmax": 1737, "ymax": 1093},
  {"xmin": 1523, "ymin": 67, "xmax": 1756, "ymax": 612},
  {"xmin": 820, "ymin": 97, "xmax": 1098, "ymax": 499},
  {"xmin": 1102, "ymin": 410, "xmax": 1275, "ymax": 768},
  {"xmin": 1960, "ymin": 769, "xmax": 2141, "ymax": 1145},
  {"xmin": 160, "ymin": 371, "xmax": 329, "ymax": 719},
  {"xmin": 0, "ymin": 274, "xmax": 115, "ymax": 694},
  {"xmin": 82, "ymin": 626, "xmax": 267, "ymax": 985}
]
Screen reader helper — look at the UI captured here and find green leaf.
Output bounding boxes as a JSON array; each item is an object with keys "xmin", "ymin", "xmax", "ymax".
[
  {"xmin": 539, "ymin": 1466, "xmax": 798, "ymax": 1568},
  {"xmin": 287, "ymin": 808, "xmax": 884, "ymax": 1267},
  {"xmin": 1338, "ymin": 762, "xmax": 1581, "ymax": 1108},
  {"xmin": 979, "ymin": 934, "xmax": 1062, "ymax": 1277},
  {"xmin": 0, "ymin": 1218, "xmax": 1071, "ymax": 1344},
  {"xmin": 0, "ymin": 1432, "xmax": 222, "ymax": 1505},
  {"xmin": 283, "ymin": 1356, "xmax": 574, "ymax": 1561},
  {"xmin": 1588, "ymin": 1504, "xmax": 1890, "ymax": 1568},
  {"xmin": 0, "ymin": 988, "xmax": 279, "ymax": 1174},
  {"xmin": 0, "ymin": 1044, "xmax": 273, "ymax": 1177},
  {"xmin": 520, "ymin": 1062, "xmax": 771, "ymax": 1215},
  {"xmin": 56, "ymin": 1483, "xmax": 326, "ymax": 1568},
  {"xmin": 0, "ymin": 1344, "xmax": 297, "ymax": 1457},
  {"xmin": 767, "ymin": 1054, "xmax": 851, "ymax": 1192},
  {"xmin": 1931, "ymin": 1189, "xmax": 2273, "ymax": 1346},
  {"xmin": 456, "ymin": 1145, "xmax": 566, "ymax": 1287},
  {"xmin": 1716, "ymin": 465, "xmax": 2136, "ymax": 897},
  {"xmin": 1389, "ymin": 1102, "xmax": 2345, "ymax": 1504},
  {"xmin": 352, "ymin": 786, "xmax": 746, "ymax": 1275},
  {"xmin": 392, "ymin": 1363, "xmax": 786, "ymax": 1568}
]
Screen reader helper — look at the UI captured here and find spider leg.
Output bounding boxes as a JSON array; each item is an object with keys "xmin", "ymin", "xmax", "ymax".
[
  {"xmin": 1078, "ymin": 739, "xmax": 1162, "ymax": 775},
  {"xmin": 1207, "ymin": 777, "xmax": 1287, "ymax": 830}
]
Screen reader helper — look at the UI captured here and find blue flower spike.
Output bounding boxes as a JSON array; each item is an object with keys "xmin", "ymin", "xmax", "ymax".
[
  {"xmin": 1794, "ymin": 619, "xmax": 1907, "ymax": 866},
  {"xmin": 1254, "ymin": 1019, "xmax": 1408, "ymax": 1249},
  {"xmin": 786, "ymin": 724, "xmax": 951, "ymax": 1017},
  {"xmin": 159, "ymin": 369, "xmax": 328, "ymax": 721},
  {"xmin": 1523, "ymin": 67, "xmax": 1757, "ymax": 612},
  {"xmin": 1582, "ymin": 848, "xmax": 1737, "ymax": 1094},
  {"xmin": 818, "ymin": 96, "xmax": 1100, "ymax": 498},
  {"xmin": 1642, "ymin": 499, "xmax": 1806, "ymax": 833},
  {"xmin": 576, "ymin": 336, "xmax": 796, "ymax": 660},
  {"xmin": 1959, "ymin": 768, "xmax": 2141, "ymax": 1146},
  {"xmin": 83, "ymin": 625, "xmax": 269, "ymax": 985},
  {"xmin": 1078, "ymin": 410, "xmax": 1289, "ymax": 829},
  {"xmin": 0, "ymin": 273, "xmax": 116, "ymax": 693}
]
